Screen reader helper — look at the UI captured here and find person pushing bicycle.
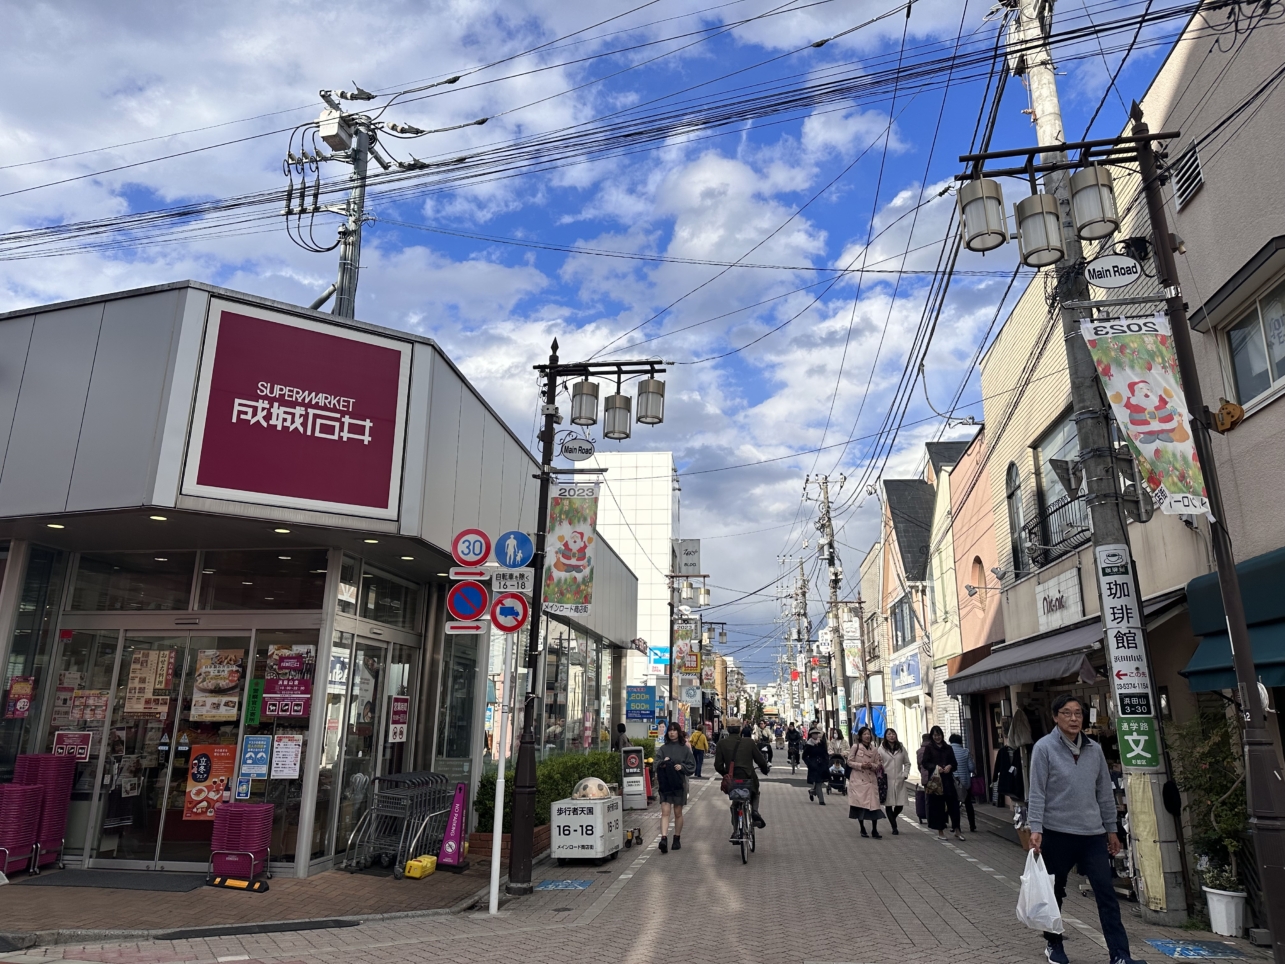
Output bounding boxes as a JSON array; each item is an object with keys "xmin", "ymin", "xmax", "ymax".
[{"xmin": 714, "ymin": 721, "xmax": 770, "ymax": 839}]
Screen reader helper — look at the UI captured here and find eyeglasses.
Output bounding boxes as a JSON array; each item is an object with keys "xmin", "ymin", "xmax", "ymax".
[{"xmin": 1057, "ymin": 708, "xmax": 1084, "ymax": 719}]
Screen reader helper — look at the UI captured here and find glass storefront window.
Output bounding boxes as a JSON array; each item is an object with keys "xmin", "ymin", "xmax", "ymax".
[
  {"xmin": 70, "ymin": 551, "xmax": 195, "ymax": 612},
  {"xmin": 359, "ymin": 566, "xmax": 418, "ymax": 630},
  {"xmin": 337, "ymin": 555, "xmax": 358, "ymax": 615},
  {"xmin": 196, "ymin": 550, "xmax": 328, "ymax": 610},
  {"xmin": 315, "ymin": 630, "xmax": 351, "ymax": 858},
  {"xmin": 2, "ymin": 546, "xmax": 68, "ymax": 781},
  {"xmin": 435, "ymin": 635, "xmax": 478, "ymax": 781}
]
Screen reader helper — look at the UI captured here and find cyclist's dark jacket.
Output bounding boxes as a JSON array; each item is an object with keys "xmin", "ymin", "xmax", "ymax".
[{"xmin": 713, "ymin": 734, "xmax": 770, "ymax": 789}]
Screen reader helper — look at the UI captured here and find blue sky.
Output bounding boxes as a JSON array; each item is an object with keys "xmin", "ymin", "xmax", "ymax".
[{"xmin": 0, "ymin": 0, "xmax": 1187, "ymax": 679}]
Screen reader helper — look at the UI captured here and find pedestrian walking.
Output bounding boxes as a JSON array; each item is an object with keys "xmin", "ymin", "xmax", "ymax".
[
  {"xmin": 920, "ymin": 725, "xmax": 963, "ymax": 841},
  {"xmin": 611, "ymin": 722, "xmax": 628, "ymax": 752},
  {"xmin": 878, "ymin": 728, "xmax": 910, "ymax": 834},
  {"xmin": 1028, "ymin": 694, "xmax": 1146, "ymax": 964},
  {"xmin": 653, "ymin": 722, "xmax": 696, "ymax": 853},
  {"xmin": 948, "ymin": 733, "xmax": 977, "ymax": 832},
  {"xmin": 845, "ymin": 725, "xmax": 883, "ymax": 838},
  {"xmin": 690, "ymin": 723, "xmax": 709, "ymax": 779},
  {"xmin": 802, "ymin": 727, "xmax": 829, "ymax": 804}
]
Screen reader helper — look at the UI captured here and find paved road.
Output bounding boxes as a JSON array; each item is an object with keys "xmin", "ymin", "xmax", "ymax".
[{"xmin": 2, "ymin": 765, "xmax": 1269, "ymax": 964}]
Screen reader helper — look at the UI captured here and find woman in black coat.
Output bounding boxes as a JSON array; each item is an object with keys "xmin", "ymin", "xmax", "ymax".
[
  {"xmin": 919, "ymin": 725, "xmax": 962, "ymax": 840},
  {"xmin": 802, "ymin": 729, "xmax": 830, "ymax": 804}
]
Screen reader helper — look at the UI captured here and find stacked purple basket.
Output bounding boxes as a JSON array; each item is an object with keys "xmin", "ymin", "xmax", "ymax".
[
  {"xmin": 210, "ymin": 802, "xmax": 273, "ymax": 879},
  {"xmin": 14, "ymin": 754, "xmax": 76, "ymax": 868},
  {"xmin": 0, "ymin": 783, "xmax": 44, "ymax": 875}
]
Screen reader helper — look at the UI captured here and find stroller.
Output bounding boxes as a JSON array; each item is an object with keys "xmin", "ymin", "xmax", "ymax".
[{"xmin": 825, "ymin": 755, "xmax": 847, "ymax": 795}]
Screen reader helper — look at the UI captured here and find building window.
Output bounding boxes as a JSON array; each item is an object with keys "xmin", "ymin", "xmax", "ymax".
[
  {"xmin": 1029, "ymin": 415, "xmax": 1090, "ymax": 567},
  {"xmin": 890, "ymin": 595, "xmax": 915, "ymax": 651},
  {"xmin": 1225, "ymin": 278, "xmax": 1285, "ymax": 406},
  {"xmin": 971, "ymin": 557, "xmax": 987, "ymax": 609},
  {"xmin": 1006, "ymin": 462, "xmax": 1026, "ymax": 575},
  {"xmin": 70, "ymin": 551, "xmax": 196, "ymax": 611},
  {"xmin": 197, "ymin": 549, "xmax": 329, "ymax": 610},
  {"xmin": 359, "ymin": 566, "xmax": 419, "ymax": 630}
]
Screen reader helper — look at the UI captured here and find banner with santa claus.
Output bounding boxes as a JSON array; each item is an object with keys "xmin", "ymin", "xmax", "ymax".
[
  {"xmin": 543, "ymin": 482, "xmax": 600, "ymax": 616},
  {"xmin": 1081, "ymin": 313, "xmax": 1210, "ymax": 518}
]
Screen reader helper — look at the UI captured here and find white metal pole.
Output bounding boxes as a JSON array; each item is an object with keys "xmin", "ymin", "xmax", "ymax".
[{"xmin": 488, "ymin": 631, "xmax": 515, "ymax": 914}]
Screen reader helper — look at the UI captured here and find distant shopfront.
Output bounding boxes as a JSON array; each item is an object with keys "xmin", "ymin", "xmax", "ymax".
[{"xmin": 0, "ymin": 281, "xmax": 620, "ymax": 877}]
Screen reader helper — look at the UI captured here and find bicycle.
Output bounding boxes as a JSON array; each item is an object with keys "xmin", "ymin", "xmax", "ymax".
[
  {"xmin": 788, "ymin": 747, "xmax": 800, "ymax": 774},
  {"xmin": 729, "ymin": 781, "xmax": 756, "ymax": 864}
]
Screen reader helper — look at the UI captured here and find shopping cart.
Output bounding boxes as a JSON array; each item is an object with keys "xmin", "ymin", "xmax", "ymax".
[{"xmin": 341, "ymin": 771, "xmax": 453, "ymax": 878}]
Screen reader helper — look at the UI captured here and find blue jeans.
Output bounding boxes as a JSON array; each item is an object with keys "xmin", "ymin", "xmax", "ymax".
[
  {"xmin": 1040, "ymin": 829, "xmax": 1130, "ymax": 960},
  {"xmin": 693, "ymin": 749, "xmax": 704, "ymax": 778}
]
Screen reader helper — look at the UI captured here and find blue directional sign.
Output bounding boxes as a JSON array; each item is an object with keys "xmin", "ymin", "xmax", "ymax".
[{"xmin": 495, "ymin": 530, "xmax": 534, "ymax": 569}]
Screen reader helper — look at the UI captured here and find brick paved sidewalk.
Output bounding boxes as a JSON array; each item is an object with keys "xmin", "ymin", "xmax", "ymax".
[{"xmin": 0, "ymin": 767, "xmax": 1270, "ymax": 964}]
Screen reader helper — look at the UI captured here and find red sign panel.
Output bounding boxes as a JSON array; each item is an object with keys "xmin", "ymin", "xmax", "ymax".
[{"xmin": 183, "ymin": 301, "xmax": 411, "ymax": 517}]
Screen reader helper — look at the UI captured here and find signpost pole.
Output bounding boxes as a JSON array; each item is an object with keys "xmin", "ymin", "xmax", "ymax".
[
  {"xmin": 488, "ymin": 630, "xmax": 515, "ymax": 914},
  {"xmin": 507, "ymin": 340, "xmax": 559, "ymax": 896}
]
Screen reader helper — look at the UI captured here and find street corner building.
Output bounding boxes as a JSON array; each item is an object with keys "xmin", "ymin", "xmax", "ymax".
[{"xmin": 0, "ymin": 281, "xmax": 637, "ymax": 878}]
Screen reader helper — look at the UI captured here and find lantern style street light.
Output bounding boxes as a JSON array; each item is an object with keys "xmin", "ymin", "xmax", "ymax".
[
  {"xmin": 570, "ymin": 379, "xmax": 599, "ymax": 426},
  {"xmin": 1015, "ymin": 193, "xmax": 1064, "ymax": 267},
  {"xmin": 603, "ymin": 391, "xmax": 632, "ymax": 440},
  {"xmin": 958, "ymin": 178, "xmax": 1009, "ymax": 252},
  {"xmin": 636, "ymin": 378, "xmax": 665, "ymax": 425},
  {"xmin": 698, "ymin": 584, "xmax": 711, "ymax": 607},
  {"xmin": 1069, "ymin": 166, "xmax": 1120, "ymax": 241}
]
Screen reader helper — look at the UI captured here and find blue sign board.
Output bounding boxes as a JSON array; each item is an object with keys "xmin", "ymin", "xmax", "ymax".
[
  {"xmin": 496, "ymin": 530, "xmax": 534, "ymax": 569},
  {"xmin": 889, "ymin": 651, "xmax": 921, "ymax": 694},
  {"xmin": 235, "ymin": 776, "xmax": 252, "ymax": 801},
  {"xmin": 626, "ymin": 685, "xmax": 655, "ymax": 720},
  {"xmin": 241, "ymin": 734, "xmax": 271, "ymax": 780}
]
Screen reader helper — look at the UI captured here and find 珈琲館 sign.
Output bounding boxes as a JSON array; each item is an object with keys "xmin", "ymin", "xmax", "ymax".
[{"xmin": 182, "ymin": 301, "xmax": 411, "ymax": 518}]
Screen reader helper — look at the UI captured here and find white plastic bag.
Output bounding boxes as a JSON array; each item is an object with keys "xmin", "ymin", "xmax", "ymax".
[{"xmin": 1016, "ymin": 849, "xmax": 1064, "ymax": 934}]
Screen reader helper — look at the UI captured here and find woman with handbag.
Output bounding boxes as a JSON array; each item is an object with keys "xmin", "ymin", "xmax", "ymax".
[
  {"xmin": 878, "ymin": 728, "xmax": 911, "ymax": 834},
  {"xmin": 845, "ymin": 725, "xmax": 884, "ymax": 837},
  {"xmin": 653, "ymin": 723, "xmax": 696, "ymax": 853},
  {"xmin": 920, "ymin": 725, "xmax": 963, "ymax": 841}
]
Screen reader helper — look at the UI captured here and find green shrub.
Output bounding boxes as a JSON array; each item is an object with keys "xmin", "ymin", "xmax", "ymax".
[
  {"xmin": 1169, "ymin": 711, "xmax": 1248, "ymax": 872},
  {"xmin": 474, "ymin": 750, "xmax": 621, "ymax": 834}
]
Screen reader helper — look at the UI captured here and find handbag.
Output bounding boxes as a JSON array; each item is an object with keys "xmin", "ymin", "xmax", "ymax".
[
  {"xmin": 877, "ymin": 771, "xmax": 889, "ymax": 805},
  {"xmin": 925, "ymin": 768, "xmax": 944, "ymax": 796},
  {"xmin": 970, "ymin": 775, "xmax": 986, "ymax": 798}
]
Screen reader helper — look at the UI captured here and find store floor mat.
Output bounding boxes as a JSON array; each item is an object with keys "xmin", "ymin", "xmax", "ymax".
[
  {"xmin": 15, "ymin": 870, "xmax": 207, "ymax": 892},
  {"xmin": 1144, "ymin": 939, "xmax": 1248, "ymax": 959}
]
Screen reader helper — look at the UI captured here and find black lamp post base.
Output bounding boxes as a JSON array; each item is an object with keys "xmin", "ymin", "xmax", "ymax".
[{"xmin": 505, "ymin": 881, "xmax": 534, "ymax": 896}]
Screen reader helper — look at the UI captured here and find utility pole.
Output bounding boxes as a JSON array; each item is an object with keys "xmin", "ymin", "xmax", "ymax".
[
  {"xmin": 1133, "ymin": 110, "xmax": 1285, "ymax": 957},
  {"xmin": 853, "ymin": 595, "xmax": 874, "ymax": 732},
  {"xmin": 1012, "ymin": 0, "xmax": 1186, "ymax": 923},
  {"xmin": 813, "ymin": 475, "xmax": 851, "ymax": 739},
  {"xmin": 794, "ymin": 559, "xmax": 815, "ymax": 726},
  {"xmin": 331, "ymin": 123, "xmax": 369, "ymax": 319}
]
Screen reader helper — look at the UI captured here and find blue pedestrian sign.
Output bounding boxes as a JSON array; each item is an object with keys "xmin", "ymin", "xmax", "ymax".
[{"xmin": 496, "ymin": 530, "xmax": 534, "ymax": 569}]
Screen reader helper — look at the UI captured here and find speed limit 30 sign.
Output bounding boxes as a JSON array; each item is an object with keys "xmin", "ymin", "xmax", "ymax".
[{"xmin": 451, "ymin": 528, "xmax": 492, "ymax": 566}]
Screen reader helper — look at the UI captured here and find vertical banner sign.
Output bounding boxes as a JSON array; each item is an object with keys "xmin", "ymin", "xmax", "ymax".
[
  {"xmin": 1095, "ymin": 544, "xmax": 1161, "ymax": 771},
  {"xmin": 388, "ymin": 695, "xmax": 410, "ymax": 743},
  {"xmin": 438, "ymin": 783, "xmax": 469, "ymax": 870},
  {"xmin": 1082, "ymin": 314, "xmax": 1210, "ymax": 517},
  {"xmin": 543, "ymin": 482, "xmax": 599, "ymax": 616}
]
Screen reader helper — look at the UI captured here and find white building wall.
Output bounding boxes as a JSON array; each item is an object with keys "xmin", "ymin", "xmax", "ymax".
[{"xmin": 585, "ymin": 451, "xmax": 676, "ymax": 687}]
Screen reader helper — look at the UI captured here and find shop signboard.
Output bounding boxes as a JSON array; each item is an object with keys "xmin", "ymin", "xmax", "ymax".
[
  {"xmin": 1036, "ymin": 569, "xmax": 1083, "ymax": 634},
  {"xmin": 674, "ymin": 539, "xmax": 701, "ymax": 576},
  {"xmin": 240, "ymin": 734, "xmax": 271, "ymax": 779},
  {"xmin": 182, "ymin": 300, "xmax": 412, "ymax": 519},
  {"xmin": 388, "ymin": 695, "xmax": 410, "ymax": 743},
  {"xmin": 889, "ymin": 652, "xmax": 921, "ymax": 694},
  {"xmin": 184, "ymin": 745, "xmax": 235, "ymax": 820},
  {"xmin": 625, "ymin": 686, "xmax": 654, "ymax": 720},
  {"xmin": 261, "ymin": 644, "xmax": 315, "ymax": 719}
]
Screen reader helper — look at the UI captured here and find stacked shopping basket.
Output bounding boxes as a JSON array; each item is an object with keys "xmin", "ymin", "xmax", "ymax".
[
  {"xmin": 209, "ymin": 802, "xmax": 273, "ymax": 881},
  {"xmin": 15, "ymin": 753, "xmax": 76, "ymax": 871},
  {"xmin": 0, "ymin": 783, "xmax": 43, "ymax": 877}
]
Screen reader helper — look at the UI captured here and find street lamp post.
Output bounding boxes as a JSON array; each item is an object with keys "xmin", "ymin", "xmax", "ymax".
[{"xmin": 506, "ymin": 342, "xmax": 669, "ymax": 896}]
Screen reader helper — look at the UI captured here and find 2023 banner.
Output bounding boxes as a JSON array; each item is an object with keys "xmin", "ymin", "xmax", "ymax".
[
  {"xmin": 1082, "ymin": 313, "xmax": 1211, "ymax": 519},
  {"xmin": 543, "ymin": 482, "xmax": 599, "ymax": 616}
]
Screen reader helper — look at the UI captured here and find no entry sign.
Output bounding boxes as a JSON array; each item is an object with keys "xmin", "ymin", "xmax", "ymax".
[{"xmin": 447, "ymin": 580, "xmax": 489, "ymax": 621}]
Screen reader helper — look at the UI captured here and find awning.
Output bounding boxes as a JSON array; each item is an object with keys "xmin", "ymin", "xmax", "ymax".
[
  {"xmin": 1183, "ymin": 546, "xmax": 1285, "ymax": 690},
  {"xmin": 1182, "ymin": 622, "xmax": 1285, "ymax": 691},
  {"xmin": 946, "ymin": 622, "xmax": 1102, "ymax": 697}
]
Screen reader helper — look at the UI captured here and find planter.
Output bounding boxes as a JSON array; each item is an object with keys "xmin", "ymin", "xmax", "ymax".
[
  {"xmin": 1203, "ymin": 886, "xmax": 1247, "ymax": 937},
  {"xmin": 467, "ymin": 825, "xmax": 551, "ymax": 864}
]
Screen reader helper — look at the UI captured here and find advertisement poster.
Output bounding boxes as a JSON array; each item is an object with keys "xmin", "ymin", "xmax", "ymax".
[
  {"xmin": 53, "ymin": 730, "xmax": 93, "ymax": 761},
  {"xmin": 71, "ymin": 689, "xmax": 110, "ymax": 721},
  {"xmin": 543, "ymin": 482, "xmax": 599, "ymax": 616},
  {"xmin": 240, "ymin": 734, "xmax": 271, "ymax": 779},
  {"xmin": 625, "ymin": 686, "xmax": 655, "ymax": 720},
  {"xmin": 190, "ymin": 650, "xmax": 244, "ymax": 722},
  {"xmin": 125, "ymin": 651, "xmax": 174, "ymax": 719},
  {"xmin": 4, "ymin": 676, "xmax": 35, "ymax": 719},
  {"xmin": 271, "ymin": 733, "xmax": 303, "ymax": 779},
  {"xmin": 262, "ymin": 645, "xmax": 315, "ymax": 718},
  {"xmin": 183, "ymin": 745, "xmax": 235, "ymax": 820},
  {"xmin": 387, "ymin": 695, "xmax": 409, "ymax": 743},
  {"xmin": 51, "ymin": 671, "xmax": 82, "ymax": 726},
  {"xmin": 1082, "ymin": 313, "xmax": 1210, "ymax": 517}
]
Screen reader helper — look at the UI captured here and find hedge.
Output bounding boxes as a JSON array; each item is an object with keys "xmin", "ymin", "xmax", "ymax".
[{"xmin": 475, "ymin": 751, "xmax": 621, "ymax": 834}]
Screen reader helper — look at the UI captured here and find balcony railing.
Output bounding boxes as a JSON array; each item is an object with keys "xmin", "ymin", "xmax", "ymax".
[{"xmin": 1023, "ymin": 492, "xmax": 1091, "ymax": 569}]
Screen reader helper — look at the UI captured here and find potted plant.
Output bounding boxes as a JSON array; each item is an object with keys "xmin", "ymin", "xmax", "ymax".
[{"xmin": 1201, "ymin": 864, "xmax": 1247, "ymax": 937}]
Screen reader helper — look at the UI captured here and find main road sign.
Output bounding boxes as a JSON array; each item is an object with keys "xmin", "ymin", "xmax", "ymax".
[
  {"xmin": 495, "ymin": 530, "xmax": 534, "ymax": 569},
  {"xmin": 451, "ymin": 528, "xmax": 492, "ymax": 567},
  {"xmin": 490, "ymin": 592, "xmax": 531, "ymax": 633},
  {"xmin": 446, "ymin": 580, "xmax": 489, "ymax": 621}
]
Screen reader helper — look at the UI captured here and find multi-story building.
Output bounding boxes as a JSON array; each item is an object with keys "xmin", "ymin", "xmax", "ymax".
[
  {"xmin": 923, "ymin": 442, "xmax": 970, "ymax": 736},
  {"xmin": 583, "ymin": 451, "xmax": 678, "ymax": 689}
]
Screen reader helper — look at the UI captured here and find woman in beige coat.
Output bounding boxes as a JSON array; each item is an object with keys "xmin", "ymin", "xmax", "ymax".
[
  {"xmin": 845, "ymin": 726, "xmax": 884, "ymax": 838},
  {"xmin": 878, "ymin": 728, "xmax": 911, "ymax": 835}
]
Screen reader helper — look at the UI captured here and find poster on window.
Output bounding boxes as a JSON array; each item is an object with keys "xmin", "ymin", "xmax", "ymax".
[
  {"xmin": 1082, "ymin": 314, "xmax": 1210, "ymax": 518},
  {"xmin": 543, "ymin": 482, "xmax": 599, "ymax": 616},
  {"xmin": 4, "ymin": 677, "xmax": 35, "ymax": 718},
  {"xmin": 183, "ymin": 744, "xmax": 235, "ymax": 820},
  {"xmin": 262, "ymin": 644, "xmax": 315, "ymax": 718},
  {"xmin": 190, "ymin": 650, "xmax": 244, "ymax": 722}
]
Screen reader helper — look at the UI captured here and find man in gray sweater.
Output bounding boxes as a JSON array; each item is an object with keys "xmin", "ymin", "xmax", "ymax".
[{"xmin": 1028, "ymin": 693, "xmax": 1144, "ymax": 964}]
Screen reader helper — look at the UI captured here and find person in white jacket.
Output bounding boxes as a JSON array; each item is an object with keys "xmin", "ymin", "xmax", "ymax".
[{"xmin": 878, "ymin": 728, "xmax": 911, "ymax": 834}]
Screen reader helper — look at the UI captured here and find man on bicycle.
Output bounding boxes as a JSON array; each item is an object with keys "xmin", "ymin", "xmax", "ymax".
[
  {"xmin": 714, "ymin": 722, "xmax": 770, "ymax": 838},
  {"xmin": 786, "ymin": 723, "xmax": 802, "ymax": 766}
]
